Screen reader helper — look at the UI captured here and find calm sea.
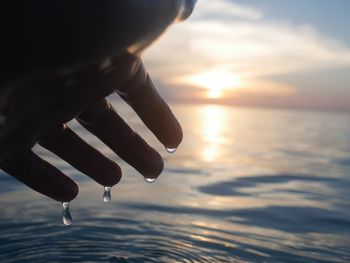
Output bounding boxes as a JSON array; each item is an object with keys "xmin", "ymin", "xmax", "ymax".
[{"xmin": 1, "ymin": 101, "xmax": 350, "ymax": 262}]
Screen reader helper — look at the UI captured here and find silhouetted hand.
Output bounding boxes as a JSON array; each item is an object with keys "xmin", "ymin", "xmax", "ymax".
[
  {"xmin": 0, "ymin": 0, "xmax": 197, "ymax": 203},
  {"xmin": 0, "ymin": 53, "xmax": 183, "ymax": 202}
]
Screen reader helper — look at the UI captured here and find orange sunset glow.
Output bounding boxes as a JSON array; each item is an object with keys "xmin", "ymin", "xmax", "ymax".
[
  {"xmin": 186, "ymin": 71, "xmax": 243, "ymax": 99},
  {"xmin": 1, "ymin": 1, "xmax": 350, "ymax": 262},
  {"xmin": 143, "ymin": 0, "xmax": 350, "ymax": 111}
]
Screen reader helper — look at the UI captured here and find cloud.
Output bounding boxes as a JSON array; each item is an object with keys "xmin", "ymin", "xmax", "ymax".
[
  {"xmin": 193, "ymin": 0, "xmax": 263, "ymax": 21},
  {"xmin": 143, "ymin": 0, "xmax": 350, "ymax": 102}
]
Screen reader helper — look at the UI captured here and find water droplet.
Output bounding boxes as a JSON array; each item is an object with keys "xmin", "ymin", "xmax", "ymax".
[
  {"xmin": 166, "ymin": 147, "xmax": 177, "ymax": 154},
  {"xmin": 62, "ymin": 202, "xmax": 72, "ymax": 226},
  {"xmin": 145, "ymin": 177, "xmax": 156, "ymax": 183},
  {"xmin": 103, "ymin": 186, "xmax": 112, "ymax": 203}
]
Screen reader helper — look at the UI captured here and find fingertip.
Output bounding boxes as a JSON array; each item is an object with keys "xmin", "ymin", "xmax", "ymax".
[
  {"xmin": 51, "ymin": 172, "xmax": 79, "ymax": 202},
  {"xmin": 155, "ymin": 99, "xmax": 183, "ymax": 149},
  {"xmin": 116, "ymin": 61, "xmax": 184, "ymax": 151},
  {"xmin": 2, "ymin": 152, "xmax": 80, "ymax": 203},
  {"xmin": 60, "ymin": 180, "xmax": 79, "ymax": 203},
  {"xmin": 141, "ymin": 150, "xmax": 164, "ymax": 180},
  {"xmin": 104, "ymin": 161, "xmax": 122, "ymax": 187},
  {"xmin": 164, "ymin": 115, "xmax": 183, "ymax": 149}
]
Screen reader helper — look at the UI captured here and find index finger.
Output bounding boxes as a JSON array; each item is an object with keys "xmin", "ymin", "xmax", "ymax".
[{"xmin": 116, "ymin": 57, "xmax": 183, "ymax": 149}]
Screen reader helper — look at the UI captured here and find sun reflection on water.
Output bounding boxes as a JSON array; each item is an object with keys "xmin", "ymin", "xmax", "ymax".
[
  {"xmin": 1, "ymin": 104, "xmax": 350, "ymax": 262},
  {"xmin": 200, "ymin": 105, "xmax": 229, "ymax": 162}
]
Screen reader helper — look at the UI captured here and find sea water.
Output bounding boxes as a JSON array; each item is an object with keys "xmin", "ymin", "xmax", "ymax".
[{"xmin": 0, "ymin": 103, "xmax": 349, "ymax": 262}]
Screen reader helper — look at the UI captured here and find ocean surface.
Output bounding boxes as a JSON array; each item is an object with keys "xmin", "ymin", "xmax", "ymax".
[{"xmin": 1, "ymin": 102, "xmax": 350, "ymax": 262}]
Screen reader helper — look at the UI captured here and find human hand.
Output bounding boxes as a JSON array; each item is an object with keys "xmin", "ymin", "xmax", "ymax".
[{"xmin": 0, "ymin": 53, "xmax": 183, "ymax": 202}]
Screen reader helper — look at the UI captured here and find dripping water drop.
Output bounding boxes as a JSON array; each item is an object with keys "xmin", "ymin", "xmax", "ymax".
[
  {"xmin": 145, "ymin": 177, "xmax": 156, "ymax": 183},
  {"xmin": 166, "ymin": 147, "xmax": 177, "ymax": 154},
  {"xmin": 103, "ymin": 186, "xmax": 111, "ymax": 203},
  {"xmin": 62, "ymin": 202, "xmax": 72, "ymax": 226}
]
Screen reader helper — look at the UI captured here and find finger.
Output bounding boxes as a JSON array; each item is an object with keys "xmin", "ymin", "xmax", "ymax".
[
  {"xmin": 116, "ymin": 57, "xmax": 183, "ymax": 149},
  {"xmin": 1, "ymin": 151, "xmax": 78, "ymax": 202},
  {"xmin": 77, "ymin": 99, "xmax": 163, "ymax": 179},
  {"xmin": 39, "ymin": 124, "xmax": 121, "ymax": 187}
]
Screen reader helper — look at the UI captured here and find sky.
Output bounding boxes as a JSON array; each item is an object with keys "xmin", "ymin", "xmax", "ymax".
[{"xmin": 143, "ymin": 0, "xmax": 350, "ymax": 112}]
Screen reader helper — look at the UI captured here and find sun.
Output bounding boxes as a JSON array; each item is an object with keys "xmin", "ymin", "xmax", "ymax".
[{"xmin": 189, "ymin": 71, "xmax": 241, "ymax": 99}]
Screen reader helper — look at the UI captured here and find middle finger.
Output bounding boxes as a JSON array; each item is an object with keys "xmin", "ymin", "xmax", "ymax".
[{"xmin": 77, "ymin": 99, "xmax": 163, "ymax": 180}]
